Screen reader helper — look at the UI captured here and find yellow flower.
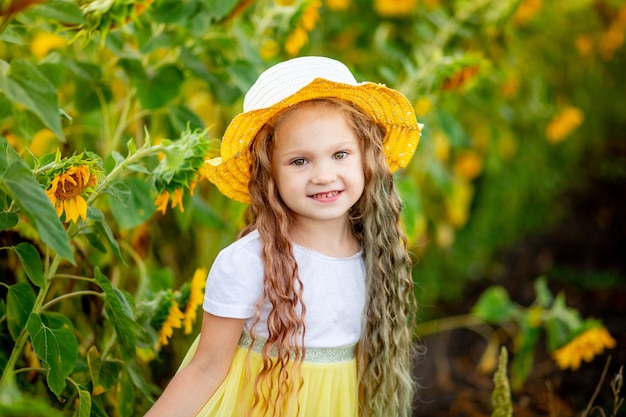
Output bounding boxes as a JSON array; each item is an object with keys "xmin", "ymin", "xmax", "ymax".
[
  {"xmin": 553, "ymin": 327, "xmax": 616, "ymax": 371},
  {"xmin": 599, "ymin": 21, "xmax": 625, "ymax": 61},
  {"xmin": 152, "ymin": 128, "xmax": 211, "ymax": 214},
  {"xmin": 431, "ymin": 131, "xmax": 450, "ymax": 162},
  {"xmin": 154, "ymin": 190, "xmax": 170, "ymax": 214},
  {"xmin": 513, "ymin": 0, "xmax": 542, "ymax": 26},
  {"xmin": 29, "ymin": 129, "xmax": 58, "ymax": 157},
  {"xmin": 575, "ymin": 35, "xmax": 594, "ymax": 58},
  {"xmin": 546, "ymin": 106, "xmax": 584, "ymax": 144},
  {"xmin": 445, "ymin": 180, "xmax": 473, "ymax": 228},
  {"xmin": 413, "ymin": 97, "xmax": 433, "ymax": 117},
  {"xmin": 157, "ymin": 302, "xmax": 184, "ymax": 349},
  {"xmin": 301, "ymin": 1, "xmax": 322, "ymax": 31},
  {"xmin": 30, "ymin": 32, "xmax": 67, "ymax": 58},
  {"xmin": 182, "ymin": 268, "xmax": 207, "ymax": 334},
  {"xmin": 45, "ymin": 165, "xmax": 97, "ymax": 223},
  {"xmin": 326, "ymin": 0, "xmax": 350, "ymax": 11},
  {"xmin": 286, "ymin": 27, "xmax": 308, "ymax": 56},
  {"xmin": 453, "ymin": 150, "xmax": 483, "ymax": 180},
  {"xmin": 374, "ymin": 0, "xmax": 417, "ymax": 17}
]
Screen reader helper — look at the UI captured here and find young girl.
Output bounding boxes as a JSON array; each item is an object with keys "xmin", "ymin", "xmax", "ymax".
[{"xmin": 145, "ymin": 56, "xmax": 423, "ymax": 417}]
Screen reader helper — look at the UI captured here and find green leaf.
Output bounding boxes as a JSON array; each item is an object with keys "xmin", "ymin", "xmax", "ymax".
[
  {"xmin": 28, "ymin": 0, "xmax": 86, "ymax": 24},
  {"xmin": 26, "ymin": 313, "xmax": 78, "ymax": 398},
  {"xmin": 0, "ymin": 138, "xmax": 73, "ymax": 262},
  {"xmin": 201, "ymin": 0, "xmax": 238, "ymax": 20},
  {"xmin": 471, "ymin": 286, "xmax": 516, "ymax": 324},
  {"xmin": 136, "ymin": 64, "xmax": 184, "ymax": 109},
  {"xmin": 6, "ymin": 283, "xmax": 36, "ymax": 341},
  {"xmin": 11, "ymin": 242, "xmax": 45, "ymax": 288},
  {"xmin": 87, "ymin": 207, "xmax": 123, "ymax": 261},
  {"xmin": 544, "ymin": 293, "xmax": 582, "ymax": 351},
  {"xmin": 533, "ymin": 277, "xmax": 553, "ymax": 308},
  {"xmin": 0, "ymin": 211, "xmax": 18, "ymax": 230},
  {"xmin": 87, "ymin": 346, "xmax": 121, "ymax": 396},
  {"xmin": 117, "ymin": 367, "xmax": 135, "ymax": 417},
  {"xmin": 510, "ymin": 315, "xmax": 541, "ymax": 391},
  {"xmin": 0, "ymin": 59, "xmax": 63, "ymax": 139},
  {"xmin": 76, "ymin": 389, "xmax": 92, "ymax": 417},
  {"xmin": 396, "ymin": 174, "xmax": 423, "ymax": 242},
  {"xmin": 94, "ymin": 268, "xmax": 136, "ymax": 359},
  {"xmin": 126, "ymin": 359, "xmax": 154, "ymax": 402},
  {"xmin": 107, "ymin": 178, "xmax": 156, "ymax": 230},
  {"xmin": 0, "ymin": 395, "xmax": 67, "ymax": 417},
  {"xmin": 150, "ymin": 0, "xmax": 199, "ymax": 24}
]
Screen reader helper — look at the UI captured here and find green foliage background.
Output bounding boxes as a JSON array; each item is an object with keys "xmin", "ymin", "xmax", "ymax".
[{"xmin": 0, "ymin": 0, "xmax": 625, "ymax": 415}]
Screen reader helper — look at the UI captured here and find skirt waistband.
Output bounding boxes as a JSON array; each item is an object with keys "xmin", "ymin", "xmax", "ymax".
[{"xmin": 238, "ymin": 333, "xmax": 356, "ymax": 364}]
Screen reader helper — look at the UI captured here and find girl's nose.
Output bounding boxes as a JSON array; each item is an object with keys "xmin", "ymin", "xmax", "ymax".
[{"xmin": 311, "ymin": 164, "xmax": 336, "ymax": 185}]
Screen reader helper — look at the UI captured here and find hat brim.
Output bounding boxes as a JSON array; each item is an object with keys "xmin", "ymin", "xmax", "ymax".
[{"xmin": 205, "ymin": 78, "xmax": 422, "ymax": 203}]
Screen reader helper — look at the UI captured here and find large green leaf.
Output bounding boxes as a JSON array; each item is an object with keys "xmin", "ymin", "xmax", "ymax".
[
  {"xmin": 0, "ymin": 138, "xmax": 73, "ymax": 262},
  {"xmin": 117, "ymin": 367, "xmax": 135, "ymax": 417},
  {"xmin": 107, "ymin": 178, "xmax": 156, "ymax": 230},
  {"xmin": 136, "ymin": 64, "xmax": 184, "ymax": 110},
  {"xmin": 87, "ymin": 207, "xmax": 124, "ymax": 261},
  {"xmin": 201, "ymin": 0, "xmax": 239, "ymax": 20},
  {"xmin": 26, "ymin": 313, "xmax": 78, "ymax": 398},
  {"xmin": 6, "ymin": 283, "xmax": 36, "ymax": 341},
  {"xmin": 11, "ymin": 242, "xmax": 45, "ymax": 288},
  {"xmin": 0, "ymin": 59, "xmax": 63, "ymax": 139},
  {"xmin": 27, "ymin": 0, "xmax": 86, "ymax": 24},
  {"xmin": 94, "ymin": 268, "xmax": 136, "ymax": 359},
  {"xmin": 471, "ymin": 286, "xmax": 517, "ymax": 324},
  {"xmin": 87, "ymin": 346, "xmax": 121, "ymax": 396}
]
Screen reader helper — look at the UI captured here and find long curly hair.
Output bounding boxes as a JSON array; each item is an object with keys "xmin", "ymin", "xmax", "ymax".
[{"xmin": 239, "ymin": 98, "xmax": 417, "ymax": 417}]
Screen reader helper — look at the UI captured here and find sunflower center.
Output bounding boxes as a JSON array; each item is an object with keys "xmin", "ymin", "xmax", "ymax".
[{"xmin": 55, "ymin": 168, "xmax": 89, "ymax": 200}]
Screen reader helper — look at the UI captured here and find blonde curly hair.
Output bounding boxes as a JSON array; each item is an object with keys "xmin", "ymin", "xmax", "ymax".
[{"xmin": 239, "ymin": 98, "xmax": 417, "ymax": 417}]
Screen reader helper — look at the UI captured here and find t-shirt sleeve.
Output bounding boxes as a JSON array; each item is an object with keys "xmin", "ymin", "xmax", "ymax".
[{"xmin": 203, "ymin": 239, "xmax": 264, "ymax": 319}]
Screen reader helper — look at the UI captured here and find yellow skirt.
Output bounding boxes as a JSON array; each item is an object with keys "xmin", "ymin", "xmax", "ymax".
[{"xmin": 178, "ymin": 334, "xmax": 358, "ymax": 417}]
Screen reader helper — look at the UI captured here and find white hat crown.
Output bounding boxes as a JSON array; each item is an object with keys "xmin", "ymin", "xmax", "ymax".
[{"xmin": 243, "ymin": 56, "xmax": 359, "ymax": 112}]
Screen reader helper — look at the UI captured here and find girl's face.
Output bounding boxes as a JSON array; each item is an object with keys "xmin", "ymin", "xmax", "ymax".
[{"xmin": 271, "ymin": 104, "xmax": 365, "ymax": 229}]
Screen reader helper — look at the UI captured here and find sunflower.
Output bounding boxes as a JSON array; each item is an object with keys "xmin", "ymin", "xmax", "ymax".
[
  {"xmin": 153, "ymin": 128, "xmax": 211, "ymax": 214},
  {"xmin": 177, "ymin": 267, "xmax": 207, "ymax": 334},
  {"xmin": 552, "ymin": 327, "xmax": 617, "ymax": 371},
  {"xmin": 45, "ymin": 164, "xmax": 97, "ymax": 223},
  {"xmin": 151, "ymin": 292, "xmax": 185, "ymax": 349},
  {"xmin": 546, "ymin": 106, "xmax": 584, "ymax": 144}
]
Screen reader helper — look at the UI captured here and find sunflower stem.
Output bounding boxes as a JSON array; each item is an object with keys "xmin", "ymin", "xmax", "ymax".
[
  {"xmin": 0, "ymin": 254, "xmax": 60, "ymax": 387},
  {"xmin": 88, "ymin": 143, "xmax": 164, "ymax": 205}
]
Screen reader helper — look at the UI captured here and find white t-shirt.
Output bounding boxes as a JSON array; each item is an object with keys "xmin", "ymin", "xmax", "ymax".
[{"xmin": 203, "ymin": 230, "xmax": 366, "ymax": 348}]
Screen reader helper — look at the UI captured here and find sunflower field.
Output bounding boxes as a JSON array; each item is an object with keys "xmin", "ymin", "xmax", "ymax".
[{"xmin": 0, "ymin": 0, "xmax": 625, "ymax": 416}]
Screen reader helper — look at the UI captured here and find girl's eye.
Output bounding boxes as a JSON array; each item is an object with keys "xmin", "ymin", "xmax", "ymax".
[
  {"xmin": 333, "ymin": 151, "xmax": 348, "ymax": 160},
  {"xmin": 291, "ymin": 158, "xmax": 307, "ymax": 166}
]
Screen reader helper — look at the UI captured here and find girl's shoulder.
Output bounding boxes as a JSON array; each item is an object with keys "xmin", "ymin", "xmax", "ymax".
[{"xmin": 213, "ymin": 229, "xmax": 262, "ymax": 270}]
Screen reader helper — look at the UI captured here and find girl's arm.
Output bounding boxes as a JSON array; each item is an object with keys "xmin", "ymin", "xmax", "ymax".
[{"xmin": 144, "ymin": 311, "xmax": 246, "ymax": 417}]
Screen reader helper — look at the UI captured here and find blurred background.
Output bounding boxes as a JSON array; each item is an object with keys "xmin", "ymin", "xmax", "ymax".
[{"xmin": 0, "ymin": 0, "xmax": 625, "ymax": 416}]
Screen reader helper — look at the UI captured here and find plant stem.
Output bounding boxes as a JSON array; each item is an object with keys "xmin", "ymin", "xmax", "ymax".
[
  {"xmin": 582, "ymin": 356, "xmax": 612, "ymax": 417},
  {"xmin": 415, "ymin": 313, "xmax": 489, "ymax": 338},
  {"xmin": 0, "ymin": 255, "xmax": 63, "ymax": 386},
  {"xmin": 87, "ymin": 143, "xmax": 163, "ymax": 205},
  {"xmin": 41, "ymin": 290, "xmax": 104, "ymax": 311}
]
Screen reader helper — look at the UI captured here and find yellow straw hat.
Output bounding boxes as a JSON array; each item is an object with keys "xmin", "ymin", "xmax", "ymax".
[{"xmin": 205, "ymin": 56, "xmax": 423, "ymax": 203}]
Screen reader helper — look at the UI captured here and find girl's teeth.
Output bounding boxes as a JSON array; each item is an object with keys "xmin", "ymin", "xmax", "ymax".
[{"xmin": 315, "ymin": 191, "xmax": 338, "ymax": 198}]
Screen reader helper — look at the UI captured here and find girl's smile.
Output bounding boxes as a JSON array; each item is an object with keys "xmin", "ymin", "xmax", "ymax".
[{"xmin": 272, "ymin": 103, "xmax": 365, "ymax": 229}]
